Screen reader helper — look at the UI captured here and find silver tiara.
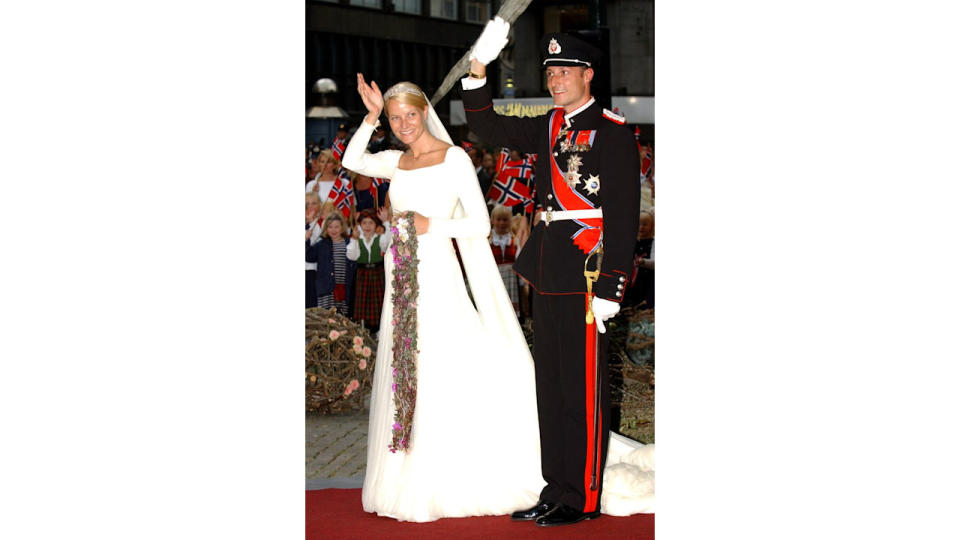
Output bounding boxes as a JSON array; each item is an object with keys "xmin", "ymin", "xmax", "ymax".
[{"xmin": 383, "ymin": 84, "xmax": 424, "ymax": 100}]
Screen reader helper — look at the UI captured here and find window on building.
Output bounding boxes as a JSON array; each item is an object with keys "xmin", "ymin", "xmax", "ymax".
[
  {"xmin": 430, "ymin": 0, "xmax": 457, "ymax": 20},
  {"xmin": 464, "ymin": 0, "xmax": 490, "ymax": 23},
  {"xmin": 393, "ymin": 0, "xmax": 421, "ymax": 14},
  {"xmin": 349, "ymin": 0, "xmax": 382, "ymax": 8}
]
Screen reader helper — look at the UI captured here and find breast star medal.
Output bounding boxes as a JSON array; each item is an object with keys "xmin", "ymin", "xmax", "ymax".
[
  {"xmin": 564, "ymin": 154, "xmax": 583, "ymax": 187},
  {"xmin": 585, "ymin": 174, "xmax": 601, "ymax": 195}
]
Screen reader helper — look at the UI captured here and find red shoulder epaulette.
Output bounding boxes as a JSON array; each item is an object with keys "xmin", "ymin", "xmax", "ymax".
[{"xmin": 602, "ymin": 108, "xmax": 626, "ymax": 124}]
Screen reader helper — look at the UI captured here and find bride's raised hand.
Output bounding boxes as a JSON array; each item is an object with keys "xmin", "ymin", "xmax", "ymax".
[{"xmin": 357, "ymin": 73, "xmax": 384, "ymax": 123}]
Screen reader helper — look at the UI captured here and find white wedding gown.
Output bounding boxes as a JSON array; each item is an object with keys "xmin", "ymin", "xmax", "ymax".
[
  {"xmin": 343, "ymin": 122, "xmax": 545, "ymax": 522},
  {"xmin": 342, "ymin": 121, "xmax": 655, "ymax": 522}
]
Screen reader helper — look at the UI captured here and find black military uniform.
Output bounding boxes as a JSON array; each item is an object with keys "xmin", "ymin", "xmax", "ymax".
[{"xmin": 461, "ymin": 34, "xmax": 641, "ymax": 523}]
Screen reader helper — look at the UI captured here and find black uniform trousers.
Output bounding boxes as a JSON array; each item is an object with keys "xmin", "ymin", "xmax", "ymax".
[{"xmin": 532, "ymin": 291, "xmax": 611, "ymax": 513}]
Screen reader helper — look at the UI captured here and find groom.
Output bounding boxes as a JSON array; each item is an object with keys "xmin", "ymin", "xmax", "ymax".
[{"xmin": 461, "ymin": 21, "xmax": 642, "ymax": 527}]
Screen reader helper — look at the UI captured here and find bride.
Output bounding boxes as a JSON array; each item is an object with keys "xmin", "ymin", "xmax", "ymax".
[{"xmin": 340, "ymin": 74, "xmax": 546, "ymax": 522}]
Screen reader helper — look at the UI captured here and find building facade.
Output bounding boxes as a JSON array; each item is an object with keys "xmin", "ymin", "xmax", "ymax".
[{"xmin": 306, "ymin": 0, "xmax": 654, "ymax": 145}]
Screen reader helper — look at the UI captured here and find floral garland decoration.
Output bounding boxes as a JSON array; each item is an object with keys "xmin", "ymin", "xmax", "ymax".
[{"xmin": 388, "ymin": 211, "xmax": 419, "ymax": 453}]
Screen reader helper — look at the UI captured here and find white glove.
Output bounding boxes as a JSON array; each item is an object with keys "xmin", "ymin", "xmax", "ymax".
[
  {"xmin": 469, "ymin": 16, "xmax": 510, "ymax": 65},
  {"xmin": 592, "ymin": 297, "xmax": 620, "ymax": 334}
]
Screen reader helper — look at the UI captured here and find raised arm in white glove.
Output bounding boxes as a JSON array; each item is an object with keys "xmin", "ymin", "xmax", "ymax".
[
  {"xmin": 592, "ymin": 297, "xmax": 621, "ymax": 334},
  {"xmin": 469, "ymin": 16, "xmax": 510, "ymax": 65}
]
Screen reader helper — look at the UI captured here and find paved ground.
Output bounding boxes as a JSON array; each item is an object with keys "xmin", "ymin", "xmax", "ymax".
[{"xmin": 305, "ymin": 408, "xmax": 369, "ymax": 490}]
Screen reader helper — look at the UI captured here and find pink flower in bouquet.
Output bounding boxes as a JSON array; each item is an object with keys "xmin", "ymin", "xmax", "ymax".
[
  {"xmin": 349, "ymin": 379, "xmax": 360, "ymax": 391},
  {"xmin": 362, "ymin": 346, "xmax": 372, "ymax": 357},
  {"xmin": 358, "ymin": 359, "xmax": 367, "ymax": 370},
  {"xmin": 353, "ymin": 336, "xmax": 363, "ymax": 347},
  {"xmin": 344, "ymin": 385, "xmax": 354, "ymax": 396},
  {"xmin": 329, "ymin": 330, "xmax": 340, "ymax": 340},
  {"xmin": 353, "ymin": 343, "xmax": 363, "ymax": 354}
]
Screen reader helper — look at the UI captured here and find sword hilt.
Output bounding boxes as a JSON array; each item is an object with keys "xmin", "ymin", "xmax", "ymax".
[{"xmin": 584, "ymin": 248, "xmax": 602, "ymax": 324}]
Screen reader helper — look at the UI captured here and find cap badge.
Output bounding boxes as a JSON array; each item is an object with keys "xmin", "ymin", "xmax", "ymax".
[{"xmin": 548, "ymin": 38, "xmax": 561, "ymax": 55}]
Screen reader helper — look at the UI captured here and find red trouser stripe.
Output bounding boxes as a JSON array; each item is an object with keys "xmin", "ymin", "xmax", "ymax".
[{"xmin": 583, "ymin": 295, "xmax": 601, "ymax": 512}]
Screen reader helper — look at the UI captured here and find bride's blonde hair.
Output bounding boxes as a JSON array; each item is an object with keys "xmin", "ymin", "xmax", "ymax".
[{"xmin": 383, "ymin": 81, "xmax": 429, "ymax": 110}]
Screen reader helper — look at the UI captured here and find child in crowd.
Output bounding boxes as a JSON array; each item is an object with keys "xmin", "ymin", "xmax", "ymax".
[
  {"xmin": 489, "ymin": 205, "xmax": 521, "ymax": 316},
  {"xmin": 346, "ymin": 208, "xmax": 392, "ymax": 332},
  {"xmin": 308, "ymin": 212, "xmax": 357, "ymax": 315}
]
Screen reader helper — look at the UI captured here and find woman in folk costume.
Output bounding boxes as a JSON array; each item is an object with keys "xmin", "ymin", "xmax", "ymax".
[
  {"xmin": 489, "ymin": 204, "xmax": 521, "ymax": 316},
  {"xmin": 340, "ymin": 73, "xmax": 544, "ymax": 522},
  {"xmin": 346, "ymin": 208, "xmax": 391, "ymax": 332}
]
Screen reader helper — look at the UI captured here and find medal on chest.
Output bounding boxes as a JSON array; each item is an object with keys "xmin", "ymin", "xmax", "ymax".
[{"xmin": 557, "ymin": 129, "xmax": 596, "ymax": 154}]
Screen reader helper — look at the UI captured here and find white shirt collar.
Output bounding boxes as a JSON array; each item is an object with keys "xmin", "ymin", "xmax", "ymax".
[
  {"xmin": 564, "ymin": 97, "xmax": 596, "ymax": 126},
  {"xmin": 491, "ymin": 231, "xmax": 512, "ymax": 248}
]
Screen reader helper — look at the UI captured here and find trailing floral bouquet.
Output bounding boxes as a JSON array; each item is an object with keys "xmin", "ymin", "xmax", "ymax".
[{"xmin": 388, "ymin": 211, "xmax": 419, "ymax": 452}]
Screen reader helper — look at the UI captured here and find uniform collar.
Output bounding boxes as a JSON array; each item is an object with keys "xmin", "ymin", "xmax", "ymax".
[{"xmin": 563, "ymin": 97, "xmax": 596, "ymax": 127}]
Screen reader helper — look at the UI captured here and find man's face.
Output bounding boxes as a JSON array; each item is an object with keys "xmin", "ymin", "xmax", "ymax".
[
  {"xmin": 545, "ymin": 65, "xmax": 593, "ymax": 110},
  {"xmin": 482, "ymin": 154, "xmax": 495, "ymax": 173}
]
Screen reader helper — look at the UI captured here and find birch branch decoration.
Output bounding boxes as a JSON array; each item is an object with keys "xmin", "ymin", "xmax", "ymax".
[{"xmin": 429, "ymin": 0, "xmax": 533, "ymax": 106}]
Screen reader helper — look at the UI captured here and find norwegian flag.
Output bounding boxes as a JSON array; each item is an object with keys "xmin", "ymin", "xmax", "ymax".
[
  {"xmin": 496, "ymin": 150, "xmax": 536, "ymax": 183},
  {"xmin": 487, "ymin": 176, "xmax": 532, "ymax": 207},
  {"xmin": 639, "ymin": 143, "xmax": 653, "ymax": 180},
  {"xmin": 460, "ymin": 140, "xmax": 475, "ymax": 152},
  {"xmin": 634, "ymin": 126, "xmax": 653, "ymax": 182},
  {"xmin": 328, "ymin": 168, "xmax": 355, "ymax": 217},
  {"xmin": 490, "ymin": 149, "xmax": 537, "ymax": 210},
  {"xmin": 523, "ymin": 181, "xmax": 537, "ymax": 214},
  {"xmin": 331, "ymin": 136, "xmax": 346, "ymax": 162},
  {"xmin": 495, "ymin": 148, "xmax": 510, "ymax": 176}
]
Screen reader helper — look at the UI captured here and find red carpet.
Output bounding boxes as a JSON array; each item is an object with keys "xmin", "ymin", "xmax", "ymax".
[{"xmin": 307, "ymin": 489, "xmax": 654, "ymax": 539}]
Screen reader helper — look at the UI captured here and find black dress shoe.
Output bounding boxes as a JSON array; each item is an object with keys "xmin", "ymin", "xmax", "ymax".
[
  {"xmin": 510, "ymin": 501, "xmax": 559, "ymax": 521},
  {"xmin": 534, "ymin": 504, "xmax": 601, "ymax": 527}
]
